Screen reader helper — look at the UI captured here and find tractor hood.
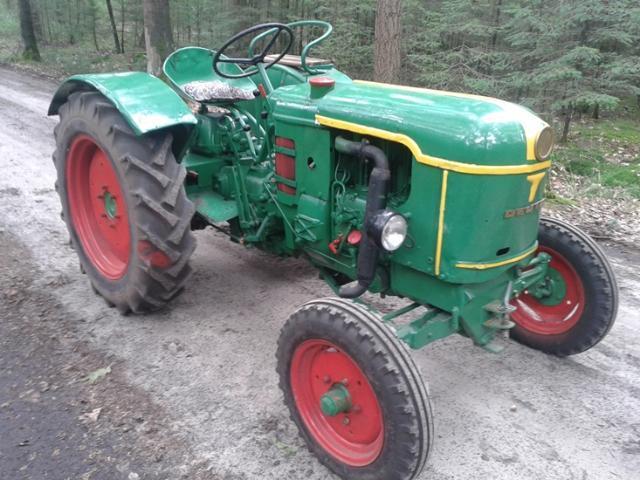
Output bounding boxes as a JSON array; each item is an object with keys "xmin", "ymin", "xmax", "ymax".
[
  {"xmin": 271, "ymin": 78, "xmax": 550, "ymax": 170},
  {"xmin": 269, "ymin": 77, "xmax": 553, "ymax": 286}
]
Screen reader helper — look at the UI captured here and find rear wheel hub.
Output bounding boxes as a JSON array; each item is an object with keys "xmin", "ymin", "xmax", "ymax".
[
  {"xmin": 102, "ymin": 190, "xmax": 118, "ymax": 219},
  {"xmin": 66, "ymin": 135, "xmax": 131, "ymax": 280}
]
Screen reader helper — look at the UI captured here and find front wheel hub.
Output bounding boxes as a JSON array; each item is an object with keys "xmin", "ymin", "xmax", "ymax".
[
  {"xmin": 512, "ymin": 246, "xmax": 585, "ymax": 335},
  {"xmin": 320, "ymin": 384, "xmax": 352, "ymax": 417},
  {"xmin": 290, "ymin": 339, "xmax": 384, "ymax": 467}
]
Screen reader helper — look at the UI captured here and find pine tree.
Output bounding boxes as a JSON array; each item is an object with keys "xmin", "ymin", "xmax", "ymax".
[{"xmin": 18, "ymin": 0, "xmax": 41, "ymax": 60}]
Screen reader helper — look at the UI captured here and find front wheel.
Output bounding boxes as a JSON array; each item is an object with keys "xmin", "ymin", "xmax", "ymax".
[
  {"xmin": 510, "ymin": 217, "xmax": 618, "ymax": 356},
  {"xmin": 276, "ymin": 298, "xmax": 433, "ymax": 480}
]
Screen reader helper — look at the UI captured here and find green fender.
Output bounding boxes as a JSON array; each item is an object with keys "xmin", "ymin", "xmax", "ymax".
[{"xmin": 48, "ymin": 72, "xmax": 197, "ymax": 153}]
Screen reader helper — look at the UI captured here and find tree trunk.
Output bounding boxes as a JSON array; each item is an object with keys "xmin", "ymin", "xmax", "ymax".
[
  {"xmin": 106, "ymin": 0, "xmax": 122, "ymax": 53},
  {"xmin": 374, "ymin": 0, "xmax": 402, "ymax": 83},
  {"xmin": 91, "ymin": 11, "xmax": 100, "ymax": 51},
  {"xmin": 561, "ymin": 106, "xmax": 573, "ymax": 143},
  {"xmin": 490, "ymin": 0, "xmax": 502, "ymax": 50},
  {"xmin": 195, "ymin": 0, "xmax": 201, "ymax": 45},
  {"xmin": 66, "ymin": 0, "xmax": 75, "ymax": 44},
  {"xmin": 31, "ymin": 0, "xmax": 43, "ymax": 40},
  {"xmin": 42, "ymin": 0, "xmax": 52, "ymax": 44},
  {"xmin": 120, "ymin": 0, "xmax": 126, "ymax": 53},
  {"xmin": 143, "ymin": 0, "xmax": 174, "ymax": 76},
  {"xmin": 486, "ymin": 0, "xmax": 502, "ymax": 75},
  {"xmin": 18, "ymin": 0, "xmax": 41, "ymax": 61}
]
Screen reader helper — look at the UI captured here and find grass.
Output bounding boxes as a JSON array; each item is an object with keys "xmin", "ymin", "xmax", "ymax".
[
  {"xmin": 0, "ymin": 9, "xmax": 145, "ymax": 80},
  {"xmin": 2, "ymin": 42, "xmax": 146, "ymax": 80},
  {"xmin": 550, "ymin": 115, "xmax": 640, "ymax": 200},
  {"xmin": 576, "ymin": 117, "xmax": 640, "ymax": 143},
  {"xmin": 545, "ymin": 191, "xmax": 577, "ymax": 206},
  {"xmin": 0, "ymin": 9, "xmax": 19, "ymax": 58}
]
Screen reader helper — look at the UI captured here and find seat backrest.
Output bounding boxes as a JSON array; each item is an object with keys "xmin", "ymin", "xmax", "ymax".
[{"xmin": 163, "ymin": 47, "xmax": 257, "ymax": 101}]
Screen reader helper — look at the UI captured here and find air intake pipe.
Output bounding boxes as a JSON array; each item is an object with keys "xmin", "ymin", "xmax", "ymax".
[{"xmin": 334, "ymin": 137, "xmax": 390, "ymax": 299}]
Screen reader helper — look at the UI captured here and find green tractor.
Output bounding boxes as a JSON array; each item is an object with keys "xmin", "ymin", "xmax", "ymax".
[{"xmin": 49, "ymin": 22, "xmax": 617, "ymax": 479}]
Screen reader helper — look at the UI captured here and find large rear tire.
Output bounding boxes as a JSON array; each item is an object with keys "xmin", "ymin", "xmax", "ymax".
[
  {"xmin": 510, "ymin": 217, "xmax": 618, "ymax": 356},
  {"xmin": 53, "ymin": 91, "xmax": 196, "ymax": 313},
  {"xmin": 276, "ymin": 298, "xmax": 433, "ymax": 480}
]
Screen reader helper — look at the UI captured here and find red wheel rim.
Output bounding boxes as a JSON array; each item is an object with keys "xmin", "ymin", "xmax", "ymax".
[
  {"xmin": 290, "ymin": 339, "xmax": 384, "ymax": 467},
  {"xmin": 511, "ymin": 246, "xmax": 586, "ymax": 335},
  {"xmin": 66, "ymin": 135, "xmax": 131, "ymax": 280}
]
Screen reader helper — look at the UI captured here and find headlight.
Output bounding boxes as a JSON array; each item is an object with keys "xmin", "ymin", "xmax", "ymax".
[
  {"xmin": 535, "ymin": 126, "xmax": 555, "ymax": 161},
  {"xmin": 369, "ymin": 210, "xmax": 408, "ymax": 252}
]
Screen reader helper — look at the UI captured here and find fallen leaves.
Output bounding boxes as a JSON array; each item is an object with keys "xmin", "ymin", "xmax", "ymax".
[
  {"xmin": 547, "ymin": 166, "xmax": 640, "ymax": 247},
  {"xmin": 84, "ymin": 365, "xmax": 112, "ymax": 385},
  {"xmin": 79, "ymin": 407, "xmax": 102, "ymax": 423}
]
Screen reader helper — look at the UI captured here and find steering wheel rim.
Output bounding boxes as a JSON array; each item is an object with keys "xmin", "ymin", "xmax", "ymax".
[
  {"xmin": 213, "ymin": 23, "xmax": 294, "ymax": 79},
  {"xmin": 249, "ymin": 21, "xmax": 333, "ymax": 75}
]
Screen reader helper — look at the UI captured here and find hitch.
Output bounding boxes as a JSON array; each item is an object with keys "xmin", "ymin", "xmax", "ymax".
[{"xmin": 483, "ymin": 281, "xmax": 517, "ymax": 332}]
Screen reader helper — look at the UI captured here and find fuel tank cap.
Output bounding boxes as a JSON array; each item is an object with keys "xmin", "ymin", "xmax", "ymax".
[{"xmin": 309, "ymin": 77, "xmax": 335, "ymax": 98}]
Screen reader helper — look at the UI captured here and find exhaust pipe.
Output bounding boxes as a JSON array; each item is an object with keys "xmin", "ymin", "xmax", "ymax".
[{"xmin": 334, "ymin": 137, "xmax": 390, "ymax": 299}]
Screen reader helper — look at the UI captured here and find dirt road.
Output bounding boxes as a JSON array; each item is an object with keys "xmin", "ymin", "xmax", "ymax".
[{"xmin": 1, "ymin": 65, "xmax": 639, "ymax": 480}]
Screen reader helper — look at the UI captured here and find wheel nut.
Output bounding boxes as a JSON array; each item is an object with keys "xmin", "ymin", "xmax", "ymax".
[
  {"xmin": 343, "ymin": 416, "xmax": 350, "ymax": 425},
  {"xmin": 341, "ymin": 378, "xmax": 349, "ymax": 386},
  {"xmin": 323, "ymin": 375, "xmax": 331, "ymax": 384}
]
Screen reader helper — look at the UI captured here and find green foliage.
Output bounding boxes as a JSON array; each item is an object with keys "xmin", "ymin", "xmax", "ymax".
[
  {"xmin": 2, "ymin": 0, "xmax": 638, "ymax": 199},
  {"xmin": 554, "ymin": 144, "xmax": 606, "ymax": 176},
  {"xmin": 3, "ymin": 0, "xmax": 638, "ymax": 117},
  {"xmin": 552, "ymin": 118, "xmax": 640, "ymax": 198},
  {"xmin": 577, "ymin": 117, "xmax": 640, "ymax": 143},
  {"xmin": 0, "ymin": 5, "xmax": 19, "ymax": 58}
]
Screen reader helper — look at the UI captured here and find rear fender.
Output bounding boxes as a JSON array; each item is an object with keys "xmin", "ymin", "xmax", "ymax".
[{"xmin": 48, "ymin": 72, "xmax": 197, "ymax": 156}]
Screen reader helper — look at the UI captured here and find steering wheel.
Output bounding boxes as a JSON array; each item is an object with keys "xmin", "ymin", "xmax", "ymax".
[
  {"xmin": 249, "ymin": 20, "xmax": 333, "ymax": 75},
  {"xmin": 213, "ymin": 23, "xmax": 294, "ymax": 79}
]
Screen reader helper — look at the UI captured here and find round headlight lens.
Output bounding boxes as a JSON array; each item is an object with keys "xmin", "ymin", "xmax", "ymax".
[
  {"xmin": 381, "ymin": 214, "xmax": 408, "ymax": 252},
  {"xmin": 535, "ymin": 126, "xmax": 555, "ymax": 161}
]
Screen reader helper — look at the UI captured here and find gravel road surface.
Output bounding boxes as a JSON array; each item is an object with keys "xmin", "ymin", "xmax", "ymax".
[{"xmin": 1, "ymin": 65, "xmax": 639, "ymax": 480}]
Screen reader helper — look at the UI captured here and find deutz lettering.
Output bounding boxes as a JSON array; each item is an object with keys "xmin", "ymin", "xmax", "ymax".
[{"xmin": 504, "ymin": 199, "xmax": 545, "ymax": 218}]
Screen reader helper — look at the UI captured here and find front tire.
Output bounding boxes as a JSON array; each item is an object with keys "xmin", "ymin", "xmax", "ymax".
[
  {"xmin": 276, "ymin": 298, "xmax": 433, "ymax": 480},
  {"xmin": 511, "ymin": 217, "xmax": 618, "ymax": 356},
  {"xmin": 53, "ymin": 91, "xmax": 196, "ymax": 313}
]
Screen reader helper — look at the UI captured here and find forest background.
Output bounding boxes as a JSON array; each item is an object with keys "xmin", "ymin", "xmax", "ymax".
[{"xmin": 2, "ymin": 0, "xmax": 639, "ymax": 242}]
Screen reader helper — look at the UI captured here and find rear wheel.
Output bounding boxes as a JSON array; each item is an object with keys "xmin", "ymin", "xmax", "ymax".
[
  {"xmin": 53, "ymin": 91, "xmax": 196, "ymax": 313},
  {"xmin": 276, "ymin": 298, "xmax": 433, "ymax": 480},
  {"xmin": 510, "ymin": 217, "xmax": 618, "ymax": 356}
]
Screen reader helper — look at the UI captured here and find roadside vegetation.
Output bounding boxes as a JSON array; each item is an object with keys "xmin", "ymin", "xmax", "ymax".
[
  {"xmin": 553, "ymin": 118, "xmax": 640, "ymax": 200},
  {"xmin": 546, "ymin": 113, "xmax": 640, "ymax": 245},
  {"xmin": 1, "ymin": 0, "xmax": 639, "ymax": 244}
]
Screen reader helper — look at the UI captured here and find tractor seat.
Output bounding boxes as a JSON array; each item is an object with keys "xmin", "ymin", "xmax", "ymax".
[
  {"xmin": 182, "ymin": 80, "xmax": 255, "ymax": 103},
  {"xmin": 163, "ymin": 47, "xmax": 258, "ymax": 104},
  {"xmin": 264, "ymin": 54, "xmax": 330, "ymax": 69}
]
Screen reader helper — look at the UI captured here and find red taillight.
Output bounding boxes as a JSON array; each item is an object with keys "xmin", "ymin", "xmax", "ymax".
[
  {"xmin": 275, "ymin": 137, "xmax": 295, "ymax": 149},
  {"xmin": 275, "ymin": 137, "xmax": 296, "ymax": 195}
]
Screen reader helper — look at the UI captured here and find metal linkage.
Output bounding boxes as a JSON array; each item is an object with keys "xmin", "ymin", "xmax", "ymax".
[
  {"xmin": 512, "ymin": 252, "xmax": 552, "ymax": 296},
  {"xmin": 483, "ymin": 281, "xmax": 517, "ymax": 336}
]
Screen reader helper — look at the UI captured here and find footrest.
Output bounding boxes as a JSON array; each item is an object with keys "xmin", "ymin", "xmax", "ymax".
[
  {"xmin": 480, "ymin": 339, "xmax": 505, "ymax": 354},
  {"xmin": 190, "ymin": 190, "xmax": 238, "ymax": 223},
  {"xmin": 484, "ymin": 317, "xmax": 516, "ymax": 330}
]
